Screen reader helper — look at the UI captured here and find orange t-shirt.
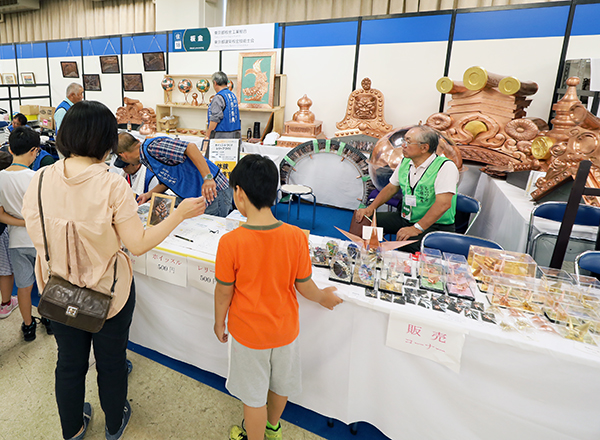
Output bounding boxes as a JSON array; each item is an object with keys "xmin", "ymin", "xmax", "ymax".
[{"xmin": 215, "ymin": 221, "xmax": 312, "ymax": 349}]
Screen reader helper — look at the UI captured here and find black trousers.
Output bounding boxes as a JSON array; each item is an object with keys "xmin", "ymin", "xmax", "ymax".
[
  {"xmin": 52, "ymin": 281, "xmax": 136, "ymax": 439},
  {"xmin": 377, "ymin": 211, "xmax": 455, "ymax": 254}
]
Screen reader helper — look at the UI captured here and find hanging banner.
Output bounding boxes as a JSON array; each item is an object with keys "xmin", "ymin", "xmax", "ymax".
[{"xmin": 172, "ymin": 23, "xmax": 275, "ymax": 52}]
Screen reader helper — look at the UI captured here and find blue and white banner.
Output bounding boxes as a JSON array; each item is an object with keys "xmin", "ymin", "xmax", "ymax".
[{"xmin": 172, "ymin": 23, "xmax": 275, "ymax": 52}]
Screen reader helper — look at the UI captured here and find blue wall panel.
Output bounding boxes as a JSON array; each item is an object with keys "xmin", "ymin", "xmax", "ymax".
[
  {"xmin": 454, "ymin": 6, "xmax": 569, "ymax": 41},
  {"xmin": 16, "ymin": 42, "xmax": 46, "ymax": 59},
  {"xmin": 284, "ymin": 21, "xmax": 359, "ymax": 48},
  {"xmin": 83, "ymin": 37, "xmax": 120, "ymax": 56},
  {"xmin": 0, "ymin": 44, "xmax": 15, "ymax": 60},
  {"xmin": 48, "ymin": 40, "xmax": 82, "ymax": 58},
  {"xmin": 361, "ymin": 14, "xmax": 452, "ymax": 44},
  {"xmin": 122, "ymin": 34, "xmax": 167, "ymax": 54},
  {"xmin": 572, "ymin": 3, "xmax": 600, "ymax": 36}
]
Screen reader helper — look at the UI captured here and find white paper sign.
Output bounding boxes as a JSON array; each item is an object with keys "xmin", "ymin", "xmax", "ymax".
[
  {"xmin": 363, "ymin": 226, "xmax": 383, "ymax": 241},
  {"xmin": 146, "ymin": 250, "xmax": 187, "ymax": 288},
  {"xmin": 525, "ymin": 170, "xmax": 546, "ymax": 198},
  {"xmin": 209, "ymin": 23, "xmax": 275, "ymax": 51},
  {"xmin": 187, "ymin": 257, "xmax": 217, "ymax": 294},
  {"xmin": 128, "ymin": 251, "xmax": 147, "ymax": 275},
  {"xmin": 386, "ymin": 312, "xmax": 467, "ymax": 373}
]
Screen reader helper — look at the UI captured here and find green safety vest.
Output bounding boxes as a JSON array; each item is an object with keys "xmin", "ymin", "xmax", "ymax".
[{"xmin": 398, "ymin": 155, "xmax": 456, "ymax": 225}]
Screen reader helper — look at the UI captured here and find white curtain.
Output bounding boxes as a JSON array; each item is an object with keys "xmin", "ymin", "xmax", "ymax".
[
  {"xmin": 0, "ymin": 0, "xmax": 155, "ymax": 44},
  {"xmin": 226, "ymin": 0, "xmax": 564, "ymax": 25}
]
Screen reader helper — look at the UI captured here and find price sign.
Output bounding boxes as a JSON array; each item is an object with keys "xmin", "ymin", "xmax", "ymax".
[
  {"xmin": 187, "ymin": 257, "xmax": 216, "ymax": 294},
  {"xmin": 146, "ymin": 250, "xmax": 187, "ymax": 287},
  {"xmin": 207, "ymin": 139, "xmax": 241, "ymax": 179},
  {"xmin": 386, "ymin": 311, "xmax": 467, "ymax": 373}
]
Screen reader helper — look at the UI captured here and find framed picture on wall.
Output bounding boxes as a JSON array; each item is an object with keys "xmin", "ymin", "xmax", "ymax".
[
  {"xmin": 61, "ymin": 61, "xmax": 79, "ymax": 78},
  {"xmin": 20, "ymin": 72, "xmax": 35, "ymax": 85},
  {"xmin": 83, "ymin": 74, "xmax": 101, "ymax": 92},
  {"xmin": 2, "ymin": 73, "xmax": 16, "ymax": 84},
  {"xmin": 236, "ymin": 51, "xmax": 276, "ymax": 109},
  {"xmin": 142, "ymin": 52, "xmax": 165, "ymax": 72},
  {"xmin": 100, "ymin": 55, "xmax": 120, "ymax": 74},
  {"xmin": 123, "ymin": 74, "xmax": 143, "ymax": 92}
]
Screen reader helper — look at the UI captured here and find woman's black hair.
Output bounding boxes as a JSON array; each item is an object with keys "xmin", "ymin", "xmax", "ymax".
[{"xmin": 56, "ymin": 100, "xmax": 117, "ymax": 160}]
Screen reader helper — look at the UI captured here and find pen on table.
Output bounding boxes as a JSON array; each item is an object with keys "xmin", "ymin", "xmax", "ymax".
[{"xmin": 175, "ymin": 235, "xmax": 193, "ymax": 242}]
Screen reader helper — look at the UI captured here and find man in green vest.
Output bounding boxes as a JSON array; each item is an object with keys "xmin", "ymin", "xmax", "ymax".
[{"xmin": 356, "ymin": 125, "xmax": 459, "ymax": 253}]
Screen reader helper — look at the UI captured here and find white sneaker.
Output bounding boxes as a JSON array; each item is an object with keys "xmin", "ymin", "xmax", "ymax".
[{"xmin": 0, "ymin": 296, "xmax": 18, "ymax": 318}]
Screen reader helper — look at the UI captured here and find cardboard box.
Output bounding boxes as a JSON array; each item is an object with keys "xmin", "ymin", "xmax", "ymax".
[
  {"xmin": 19, "ymin": 105, "xmax": 39, "ymax": 115},
  {"xmin": 39, "ymin": 106, "xmax": 55, "ymax": 130}
]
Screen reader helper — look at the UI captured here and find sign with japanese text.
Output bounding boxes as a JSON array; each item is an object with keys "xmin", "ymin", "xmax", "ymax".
[
  {"xmin": 172, "ymin": 23, "xmax": 275, "ymax": 52},
  {"xmin": 207, "ymin": 139, "xmax": 240, "ymax": 180},
  {"xmin": 146, "ymin": 250, "xmax": 187, "ymax": 287},
  {"xmin": 386, "ymin": 312, "xmax": 467, "ymax": 373},
  {"xmin": 187, "ymin": 257, "xmax": 217, "ymax": 294}
]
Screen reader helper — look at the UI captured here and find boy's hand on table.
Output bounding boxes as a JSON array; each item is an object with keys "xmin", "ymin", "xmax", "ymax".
[
  {"xmin": 319, "ymin": 286, "xmax": 342, "ymax": 310},
  {"xmin": 214, "ymin": 321, "xmax": 228, "ymax": 343}
]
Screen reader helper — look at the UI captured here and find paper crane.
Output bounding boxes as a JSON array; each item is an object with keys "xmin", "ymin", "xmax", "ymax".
[{"xmin": 335, "ymin": 211, "xmax": 416, "ymax": 252}]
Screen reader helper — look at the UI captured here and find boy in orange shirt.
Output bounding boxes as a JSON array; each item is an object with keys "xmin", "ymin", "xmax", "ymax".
[{"xmin": 214, "ymin": 154, "xmax": 342, "ymax": 440}]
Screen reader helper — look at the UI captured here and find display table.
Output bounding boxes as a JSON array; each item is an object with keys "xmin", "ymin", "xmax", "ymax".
[{"xmin": 128, "ymin": 216, "xmax": 600, "ymax": 440}]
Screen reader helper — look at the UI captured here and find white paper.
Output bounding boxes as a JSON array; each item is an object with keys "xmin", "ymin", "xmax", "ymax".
[
  {"xmin": 146, "ymin": 250, "xmax": 187, "ymax": 288},
  {"xmin": 386, "ymin": 311, "xmax": 467, "ymax": 373},
  {"xmin": 362, "ymin": 226, "xmax": 383, "ymax": 241},
  {"xmin": 525, "ymin": 170, "xmax": 546, "ymax": 198},
  {"xmin": 187, "ymin": 257, "xmax": 217, "ymax": 294}
]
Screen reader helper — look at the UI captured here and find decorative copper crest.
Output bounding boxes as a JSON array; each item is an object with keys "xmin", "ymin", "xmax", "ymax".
[
  {"xmin": 335, "ymin": 78, "xmax": 393, "ymax": 138},
  {"xmin": 425, "ymin": 66, "xmax": 548, "ymax": 175},
  {"xmin": 531, "ymin": 77, "xmax": 600, "ymax": 205}
]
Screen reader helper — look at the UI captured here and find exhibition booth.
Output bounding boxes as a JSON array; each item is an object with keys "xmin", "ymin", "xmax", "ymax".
[{"xmin": 3, "ymin": 2, "xmax": 600, "ymax": 439}]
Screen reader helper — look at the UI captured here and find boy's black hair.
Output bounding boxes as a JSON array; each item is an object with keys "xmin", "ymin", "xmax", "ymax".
[
  {"xmin": 57, "ymin": 101, "xmax": 117, "ymax": 160},
  {"xmin": 229, "ymin": 154, "xmax": 278, "ymax": 209},
  {"xmin": 12, "ymin": 113, "xmax": 27, "ymax": 126},
  {"xmin": 8, "ymin": 126, "xmax": 40, "ymax": 156}
]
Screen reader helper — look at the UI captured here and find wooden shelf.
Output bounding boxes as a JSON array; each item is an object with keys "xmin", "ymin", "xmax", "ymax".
[{"xmin": 157, "ymin": 103, "xmax": 283, "ymax": 113}]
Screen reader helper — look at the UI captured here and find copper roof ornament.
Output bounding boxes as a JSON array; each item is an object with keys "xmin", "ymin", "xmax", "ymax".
[
  {"xmin": 426, "ymin": 66, "xmax": 549, "ymax": 176},
  {"xmin": 530, "ymin": 77, "xmax": 600, "ymax": 205},
  {"xmin": 283, "ymin": 95, "xmax": 324, "ymax": 138},
  {"xmin": 335, "ymin": 78, "xmax": 393, "ymax": 138}
]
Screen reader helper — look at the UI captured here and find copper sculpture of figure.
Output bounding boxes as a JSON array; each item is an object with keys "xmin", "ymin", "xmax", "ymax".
[
  {"xmin": 335, "ymin": 78, "xmax": 393, "ymax": 138},
  {"xmin": 426, "ymin": 66, "xmax": 549, "ymax": 176},
  {"xmin": 242, "ymin": 59, "xmax": 268, "ymax": 101},
  {"xmin": 116, "ymin": 97, "xmax": 154, "ymax": 127}
]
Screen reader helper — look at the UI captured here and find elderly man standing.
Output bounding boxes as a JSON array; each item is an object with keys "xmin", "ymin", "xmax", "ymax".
[
  {"xmin": 356, "ymin": 125, "xmax": 459, "ymax": 254},
  {"xmin": 54, "ymin": 83, "xmax": 84, "ymax": 132},
  {"xmin": 204, "ymin": 71, "xmax": 241, "ymax": 140}
]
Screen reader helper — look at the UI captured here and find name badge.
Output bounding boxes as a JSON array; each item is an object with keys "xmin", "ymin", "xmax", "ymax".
[{"xmin": 405, "ymin": 195, "xmax": 417, "ymax": 207}]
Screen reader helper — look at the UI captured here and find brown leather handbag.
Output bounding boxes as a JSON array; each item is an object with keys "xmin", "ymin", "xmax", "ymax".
[{"xmin": 36, "ymin": 168, "xmax": 116, "ymax": 333}]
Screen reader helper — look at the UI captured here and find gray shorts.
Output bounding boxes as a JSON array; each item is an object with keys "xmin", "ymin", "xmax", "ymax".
[
  {"xmin": 0, "ymin": 229, "xmax": 12, "ymax": 276},
  {"xmin": 8, "ymin": 247, "xmax": 36, "ymax": 288},
  {"xmin": 226, "ymin": 336, "xmax": 302, "ymax": 408}
]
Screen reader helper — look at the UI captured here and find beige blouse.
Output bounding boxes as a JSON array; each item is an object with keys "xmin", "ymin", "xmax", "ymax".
[{"xmin": 22, "ymin": 160, "xmax": 139, "ymax": 319}]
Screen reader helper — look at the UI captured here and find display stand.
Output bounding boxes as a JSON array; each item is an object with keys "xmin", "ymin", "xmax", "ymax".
[
  {"xmin": 155, "ymin": 74, "xmax": 286, "ymax": 137},
  {"xmin": 0, "ymin": 83, "xmax": 51, "ymax": 119}
]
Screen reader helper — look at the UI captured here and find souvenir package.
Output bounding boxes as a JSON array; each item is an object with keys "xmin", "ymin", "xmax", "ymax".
[
  {"xmin": 310, "ymin": 243, "xmax": 329, "ymax": 267},
  {"xmin": 379, "ymin": 291, "xmax": 394, "ymax": 302},
  {"xmin": 352, "ymin": 250, "xmax": 376, "ymax": 288},
  {"xmin": 463, "ymin": 308, "xmax": 480, "ymax": 320},
  {"xmin": 392, "ymin": 294, "xmax": 406, "ymax": 305},
  {"xmin": 365, "ymin": 288, "xmax": 377, "ymax": 298},
  {"xmin": 443, "ymin": 253, "xmax": 470, "ymax": 274},
  {"xmin": 419, "ymin": 258, "xmax": 445, "ymax": 292},
  {"xmin": 487, "ymin": 277, "xmax": 544, "ymax": 314},
  {"xmin": 326, "ymin": 239, "xmax": 340, "ymax": 257},
  {"xmin": 477, "ymin": 269, "xmax": 529, "ymax": 293},
  {"xmin": 468, "ymin": 246, "xmax": 537, "ymax": 280},
  {"xmin": 538, "ymin": 266, "xmax": 574, "ymax": 295},
  {"xmin": 417, "ymin": 297, "xmax": 432, "ymax": 309},
  {"xmin": 481, "ymin": 311, "xmax": 497, "ymax": 324},
  {"xmin": 379, "ymin": 252, "xmax": 404, "ymax": 294},
  {"xmin": 404, "ymin": 278, "xmax": 418, "ymax": 288},
  {"xmin": 445, "ymin": 272, "xmax": 475, "ymax": 300},
  {"xmin": 431, "ymin": 298, "xmax": 447, "ymax": 312},
  {"xmin": 557, "ymin": 308, "xmax": 600, "ymax": 344},
  {"xmin": 402, "ymin": 255, "xmax": 416, "ymax": 277},
  {"xmin": 570, "ymin": 274, "xmax": 600, "ymax": 309},
  {"xmin": 421, "ymin": 248, "xmax": 443, "ymax": 265},
  {"xmin": 328, "ymin": 252, "xmax": 352, "ymax": 284}
]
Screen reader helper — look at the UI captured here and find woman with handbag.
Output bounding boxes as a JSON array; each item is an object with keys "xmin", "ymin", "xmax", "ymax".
[{"xmin": 22, "ymin": 101, "xmax": 205, "ymax": 440}]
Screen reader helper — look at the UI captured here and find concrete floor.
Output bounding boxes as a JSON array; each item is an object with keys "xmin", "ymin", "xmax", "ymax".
[{"xmin": 0, "ymin": 304, "xmax": 325, "ymax": 440}]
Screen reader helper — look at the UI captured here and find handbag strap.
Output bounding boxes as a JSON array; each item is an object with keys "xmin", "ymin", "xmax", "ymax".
[{"xmin": 37, "ymin": 168, "xmax": 118, "ymax": 295}]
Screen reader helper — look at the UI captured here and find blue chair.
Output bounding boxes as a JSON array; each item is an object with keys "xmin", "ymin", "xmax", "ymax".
[
  {"xmin": 526, "ymin": 201, "xmax": 600, "ymax": 256},
  {"xmin": 575, "ymin": 250, "xmax": 600, "ymax": 278},
  {"xmin": 455, "ymin": 193, "xmax": 481, "ymax": 235},
  {"xmin": 421, "ymin": 231, "xmax": 503, "ymax": 259}
]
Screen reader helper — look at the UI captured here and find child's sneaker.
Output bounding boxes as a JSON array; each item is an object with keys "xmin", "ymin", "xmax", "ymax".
[
  {"xmin": 40, "ymin": 317, "xmax": 54, "ymax": 335},
  {"xmin": 265, "ymin": 422, "xmax": 283, "ymax": 440},
  {"xmin": 21, "ymin": 319, "xmax": 37, "ymax": 342},
  {"xmin": 0, "ymin": 296, "xmax": 18, "ymax": 318},
  {"xmin": 229, "ymin": 424, "xmax": 247, "ymax": 440}
]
